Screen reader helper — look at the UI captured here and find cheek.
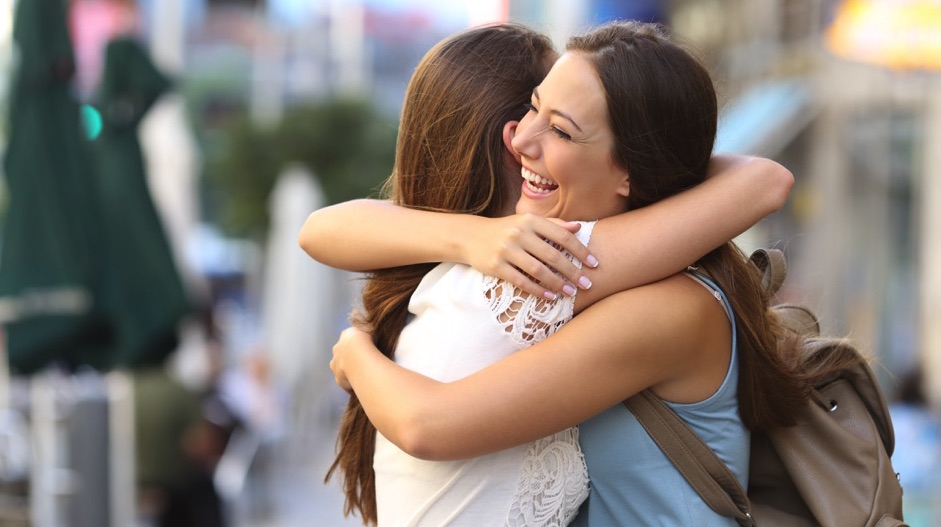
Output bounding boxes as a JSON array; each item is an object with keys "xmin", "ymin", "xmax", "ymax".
[{"xmin": 547, "ymin": 151, "xmax": 581, "ymax": 186}]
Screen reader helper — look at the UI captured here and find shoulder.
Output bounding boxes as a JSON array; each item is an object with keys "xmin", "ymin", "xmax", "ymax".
[
  {"xmin": 579, "ymin": 274, "xmax": 730, "ymax": 371},
  {"xmin": 636, "ymin": 274, "xmax": 734, "ymax": 402},
  {"xmin": 410, "ymin": 262, "xmax": 480, "ymax": 309},
  {"xmin": 595, "ymin": 273, "xmax": 722, "ymax": 324}
]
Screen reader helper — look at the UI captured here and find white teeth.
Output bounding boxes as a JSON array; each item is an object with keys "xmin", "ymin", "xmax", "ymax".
[
  {"xmin": 525, "ymin": 180, "xmax": 553, "ymax": 194},
  {"xmin": 521, "ymin": 167, "xmax": 557, "ymax": 194}
]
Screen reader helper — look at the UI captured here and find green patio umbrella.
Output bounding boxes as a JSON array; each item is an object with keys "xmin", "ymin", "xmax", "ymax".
[
  {"xmin": 0, "ymin": 0, "xmax": 113, "ymax": 373},
  {"xmin": 88, "ymin": 36, "xmax": 192, "ymax": 368}
]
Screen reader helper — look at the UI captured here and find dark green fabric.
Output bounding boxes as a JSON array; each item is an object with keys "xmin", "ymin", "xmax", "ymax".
[
  {"xmin": 0, "ymin": 0, "xmax": 113, "ymax": 373},
  {"xmin": 89, "ymin": 37, "xmax": 191, "ymax": 368},
  {"xmin": 133, "ymin": 367, "xmax": 203, "ymax": 489},
  {"xmin": 1, "ymin": 4, "xmax": 192, "ymax": 372}
]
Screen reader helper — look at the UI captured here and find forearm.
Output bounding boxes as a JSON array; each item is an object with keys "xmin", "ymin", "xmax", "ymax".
[
  {"xmin": 299, "ymin": 199, "xmax": 592, "ymax": 298},
  {"xmin": 336, "ymin": 283, "xmax": 689, "ymax": 461},
  {"xmin": 335, "ymin": 327, "xmax": 569, "ymax": 461},
  {"xmin": 706, "ymin": 154, "xmax": 793, "ymax": 215},
  {"xmin": 340, "ymin": 340, "xmax": 453, "ymax": 458},
  {"xmin": 576, "ymin": 154, "xmax": 793, "ymax": 309},
  {"xmin": 298, "ymin": 199, "xmax": 483, "ymax": 271}
]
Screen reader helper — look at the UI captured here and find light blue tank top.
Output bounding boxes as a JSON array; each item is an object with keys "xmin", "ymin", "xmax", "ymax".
[{"xmin": 571, "ymin": 274, "xmax": 749, "ymax": 526}]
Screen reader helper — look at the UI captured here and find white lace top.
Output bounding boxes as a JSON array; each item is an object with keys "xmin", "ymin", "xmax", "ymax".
[{"xmin": 373, "ymin": 221, "xmax": 594, "ymax": 527}]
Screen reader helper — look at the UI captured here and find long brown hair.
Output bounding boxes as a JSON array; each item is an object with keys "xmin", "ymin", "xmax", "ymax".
[
  {"xmin": 325, "ymin": 24, "xmax": 557, "ymax": 524},
  {"xmin": 568, "ymin": 21, "xmax": 859, "ymax": 431}
]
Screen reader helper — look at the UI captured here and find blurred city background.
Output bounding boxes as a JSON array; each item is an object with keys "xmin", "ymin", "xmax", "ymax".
[{"xmin": 0, "ymin": 0, "xmax": 939, "ymax": 525}]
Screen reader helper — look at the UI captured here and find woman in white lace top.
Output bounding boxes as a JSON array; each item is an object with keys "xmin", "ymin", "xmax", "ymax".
[{"xmin": 302, "ymin": 23, "xmax": 793, "ymax": 526}]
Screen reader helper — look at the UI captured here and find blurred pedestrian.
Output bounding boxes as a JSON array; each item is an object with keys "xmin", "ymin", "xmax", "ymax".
[
  {"xmin": 135, "ymin": 309, "xmax": 233, "ymax": 527},
  {"xmin": 135, "ymin": 365, "xmax": 225, "ymax": 527}
]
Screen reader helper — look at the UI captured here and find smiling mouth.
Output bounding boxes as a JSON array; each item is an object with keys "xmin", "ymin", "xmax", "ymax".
[{"xmin": 522, "ymin": 167, "xmax": 558, "ymax": 194}]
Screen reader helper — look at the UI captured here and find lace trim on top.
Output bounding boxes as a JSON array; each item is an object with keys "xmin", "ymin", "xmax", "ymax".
[
  {"xmin": 482, "ymin": 222, "xmax": 594, "ymax": 526},
  {"xmin": 505, "ymin": 427, "xmax": 590, "ymax": 527},
  {"xmin": 482, "ymin": 277, "xmax": 573, "ymax": 348},
  {"xmin": 481, "ymin": 223, "xmax": 591, "ymax": 348}
]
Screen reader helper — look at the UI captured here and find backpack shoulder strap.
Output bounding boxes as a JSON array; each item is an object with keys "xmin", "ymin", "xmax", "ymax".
[{"xmin": 624, "ymin": 390, "xmax": 755, "ymax": 527}]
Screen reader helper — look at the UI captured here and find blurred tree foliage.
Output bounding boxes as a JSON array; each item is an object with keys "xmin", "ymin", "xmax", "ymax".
[{"xmin": 203, "ymin": 98, "xmax": 397, "ymax": 237}]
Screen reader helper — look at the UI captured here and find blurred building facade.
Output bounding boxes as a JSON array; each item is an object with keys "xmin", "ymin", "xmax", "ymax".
[{"xmin": 569, "ymin": 0, "xmax": 939, "ymax": 407}]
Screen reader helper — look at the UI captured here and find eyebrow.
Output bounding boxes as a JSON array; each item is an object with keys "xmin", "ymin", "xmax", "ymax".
[{"xmin": 533, "ymin": 88, "xmax": 583, "ymax": 133}]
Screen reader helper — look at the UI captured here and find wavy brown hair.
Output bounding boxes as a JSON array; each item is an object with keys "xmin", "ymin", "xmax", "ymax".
[
  {"xmin": 324, "ymin": 24, "xmax": 557, "ymax": 524},
  {"xmin": 568, "ymin": 21, "xmax": 862, "ymax": 431}
]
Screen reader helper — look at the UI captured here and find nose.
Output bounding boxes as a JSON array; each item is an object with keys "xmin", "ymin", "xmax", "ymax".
[{"xmin": 511, "ymin": 112, "xmax": 539, "ymax": 160}]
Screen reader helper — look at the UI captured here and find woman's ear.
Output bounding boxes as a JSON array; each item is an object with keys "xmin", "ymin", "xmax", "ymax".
[
  {"xmin": 503, "ymin": 120, "xmax": 522, "ymax": 164},
  {"xmin": 615, "ymin": 173, "xmax": 631, "ymax": 199}
]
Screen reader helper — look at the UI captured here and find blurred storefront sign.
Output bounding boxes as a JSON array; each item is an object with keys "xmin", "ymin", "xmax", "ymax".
[{"xmin": 824, "ymin": 0, "xmax": 941, "ymax": 71}]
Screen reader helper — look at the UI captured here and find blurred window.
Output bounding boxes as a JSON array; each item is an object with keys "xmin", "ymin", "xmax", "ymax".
[
  {"xmin": 208, "ymin": 0, "xmax": 262, "ymax": 7},
  {"xmin": 780, "ymin": 0, "xmax": 817, "ymax": 42},
  {"xmin": 845, "ymin": 109, "xmax": 919, "ymax": 375}
]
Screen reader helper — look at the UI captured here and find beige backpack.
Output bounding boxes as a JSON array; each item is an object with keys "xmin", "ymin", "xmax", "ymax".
[{"xmin": 625, "ymin": 249, "xmax": 906, "ymax": 527}]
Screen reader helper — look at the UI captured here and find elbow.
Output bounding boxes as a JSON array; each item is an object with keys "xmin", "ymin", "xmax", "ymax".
[
  {"xmin": 396, "ymin": 427, "xmax": 436, "ymax": 461},
  {"xmin": 389, "ymin": 409, "xmax": 455, "ymax": 461},
  {"xmin": 297, "ymin": 211, "xmax": 330, "ymax": 263},
  {"xmin": 761, "ymin": 159, "xmax": 795, "ymax": 213}
]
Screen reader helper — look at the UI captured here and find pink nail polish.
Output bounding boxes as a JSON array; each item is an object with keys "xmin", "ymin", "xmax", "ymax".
[
  {"xmin": 578, "ymin": 276, "xmax": 592, "ymax": 289},
  {"xmin": 586, "ymin": 254, "xmax": 599, "ymax": 268},
  {"xmin": 563, "ymin": 284, "xmax": 577, "ymax": 297},
  {"xmin": 544, "ymin": 291, "xmax": 558, "ymax": 301}
]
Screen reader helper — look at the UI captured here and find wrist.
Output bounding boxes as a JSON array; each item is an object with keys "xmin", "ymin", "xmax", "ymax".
[{"xmin": 450, "ymin": 214, "xmax": 486, "ymax": 266}]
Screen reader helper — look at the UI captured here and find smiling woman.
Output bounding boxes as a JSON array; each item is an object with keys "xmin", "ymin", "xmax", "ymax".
[{"xmin": 514, "ymin": 53, "xmax": 631, "ymax": 222}]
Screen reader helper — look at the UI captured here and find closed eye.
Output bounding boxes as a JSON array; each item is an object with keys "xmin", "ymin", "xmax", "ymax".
[
  {"xmin": 524, "ymin": 101, "xmax": 572, "ymax": 141},
  {"xmin": 550, "ymin": 127, "xmax": 571, "ymax": 140}
]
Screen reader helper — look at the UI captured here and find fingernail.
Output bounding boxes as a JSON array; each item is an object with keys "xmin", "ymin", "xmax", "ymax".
[
  {"xmin": 578, "ymin": 276, "xmax": 592, "ymax": 289},
  {"xmin": 586, "ymin": 254, "xmax": 599, "ymax": 268},
  {"xmin": 544, "ymin": 291, "xmax": 558, "ymax": 301},
  {"xmin": 563, "ymin": 284, "xmax": 577, "ymax": 297}
]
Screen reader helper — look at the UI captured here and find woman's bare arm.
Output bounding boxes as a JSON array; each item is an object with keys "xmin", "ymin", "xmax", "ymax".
[
  {"xmin": 300, "ymin": 154, "xmax": 792, "ymax": 301},
  {"xmin": 298, "ymin": 201, "xmax": 589, "ymax": 299},
  {"xmin": 332, "ymin": 275, "xmax": 728, "ymax": 461},
  {"xmin": 573, "ymin": 154, "xmax": 792, "ymax": 312}
]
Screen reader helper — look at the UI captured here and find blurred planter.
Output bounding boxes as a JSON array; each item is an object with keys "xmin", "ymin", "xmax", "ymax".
[{"xmin": 204, "ymin": 98, "xmax": 397, "ymax": 238}]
